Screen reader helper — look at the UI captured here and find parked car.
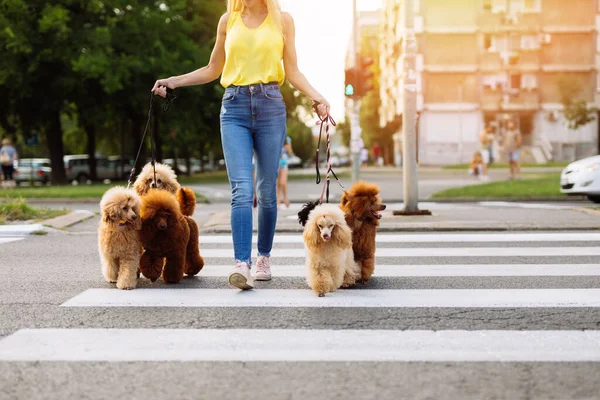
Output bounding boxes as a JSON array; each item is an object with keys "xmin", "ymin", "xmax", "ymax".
[
  {"xmin": 560, "ymin": 155, "xmax": 600, "ymax": 202},
  {"xmin": 13, "ymin": 158, "xmax": 51, "ymax": 185},
  {"xmin": 288, "ymin": 155, "xmax": 303, "ymax": 169},
  {"xmin": 64, "ymin": 155, "xmax": 131, "ymax": 183},
  {"xmin": 162, "ymin": 158, "xmax": 202, "ymax": 175}
]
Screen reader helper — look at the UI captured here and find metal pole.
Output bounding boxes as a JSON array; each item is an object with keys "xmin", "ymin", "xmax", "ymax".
[
  {"xmin": 402, "ymin": 0, "xmax": 418, "ymax": 212},
  {"xmin": 458, "ymin": 79, "xmax": 464, "ymax": 164},
  {"xmin": 350, "ymin": 0, "xmax": 361, "ymax": 182}
]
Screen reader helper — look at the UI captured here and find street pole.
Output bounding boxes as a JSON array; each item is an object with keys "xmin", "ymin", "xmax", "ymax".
[
  {"xmin": 396, "ymin": 0, "xmax": 430, "ymax": 216},
  {"xmin": 350, "ymin": 0, "xmax": 361, "ymax": 182},
  {"xmin": 458, "ymin": 78, "xmax": 464, "ymax": 164}
]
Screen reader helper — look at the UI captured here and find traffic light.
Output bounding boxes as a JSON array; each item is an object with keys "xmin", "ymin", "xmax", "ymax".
[
  {"xmin": 344, "ymin": 58, "xmax": 375, "ymax": 98},
  {"xmin": 356, "ymin": 57, "xmax": 374, "ymax": 97},
  {"xmin": 344, "ymin": 68, "xmax": 357, "ymax": 97}
]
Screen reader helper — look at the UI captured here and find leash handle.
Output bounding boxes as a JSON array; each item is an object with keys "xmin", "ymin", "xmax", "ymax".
[{"xmin": 126, "ymin": 89, "xmax": 177, "ymax": 189}]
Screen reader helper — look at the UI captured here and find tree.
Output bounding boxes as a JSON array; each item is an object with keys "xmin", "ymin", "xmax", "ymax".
[
  {"xmin": 357, "ymin": 30, "xmax": 393, "ymax": 163},
  {"xmin": 557, "ymin": 75, "xmax": 597, "ymax": 130}
]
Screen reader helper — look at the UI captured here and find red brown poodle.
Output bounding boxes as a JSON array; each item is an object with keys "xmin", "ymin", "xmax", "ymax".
[
  {"xmin": 139, "ymin": 189, "xmax": 204, "ymax": 284},
  {"xmin": 339, "ymin": 181, "xmax": 386, "ymax": 283}
]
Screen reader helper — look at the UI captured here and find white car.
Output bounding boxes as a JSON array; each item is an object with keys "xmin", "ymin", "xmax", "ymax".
[{"xmin": 560, "ymin": 155, "xmax": 600, "ymax": 203}]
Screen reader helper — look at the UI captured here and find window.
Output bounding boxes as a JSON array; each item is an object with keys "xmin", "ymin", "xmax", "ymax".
[
  {"xmin": 483, "ymin": 34, "xmax": 493, "ymax": 51},
  {"xmin": 490, "ymin": 36, "xmax": 507, "ymax": 52},
  {"xmin": 482, "ymin": 73, "xmax": 506, "ymax": 90},
  {"xmin": 509, "ymin": 74, "xmax": 522, "ymax": 90},
  {"xmin": 524, "ymin": 0, "xmax": 541, "ymax": 12},
  {"xmin": 492, "ymin": 0, "xmax": 507, "ymax": 13},
  {"xmin": 520, "ymin": 35, "xmax": 540, "ymax": 50},
  {"xmin": 509, "ymin": 0, "xmax": 524, "ymax": 14},
  {"xmin": 521, "ymin": 74, "xmax": 537, "ymax": 90}
]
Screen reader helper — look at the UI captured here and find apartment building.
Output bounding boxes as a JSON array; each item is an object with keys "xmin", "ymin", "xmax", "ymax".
[{"xmin": 379, "ymin": 0, "xmax": 599, "ymax": 165}]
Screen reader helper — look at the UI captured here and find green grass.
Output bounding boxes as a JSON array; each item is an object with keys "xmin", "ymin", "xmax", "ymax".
[
  {"xmin": 443, "ymin": 161, "xmax": 569, "ymax": 170},
  {"xmin": 0, "ymin": 198, "xmax": 68, "ymax": 224},
  {"xmin": 179, "ymin": 169, "xmax": 349, "ymax": 185},
  {"xmin": 0, "ymin": 183, "xmax": 209, "ymax": 202},
  {"xmin": 431, "ymin": 173, "xmax": 564, "ymax": 199}
]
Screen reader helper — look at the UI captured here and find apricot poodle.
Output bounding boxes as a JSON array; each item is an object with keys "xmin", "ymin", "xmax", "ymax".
[
  {"xmin": 339, "ymin": 181, "xmax": 386, "ymax": 283},
  {"xmin": 98, "ymin": 186, "xmax": 143, "ymax": 290},
  {"xmin": 302, "ymin": 203, "xmax": 360, "ymax": 297},
  {"xmin": 139, "ymin": 189, "xmax": 204, "ymax": 284}
]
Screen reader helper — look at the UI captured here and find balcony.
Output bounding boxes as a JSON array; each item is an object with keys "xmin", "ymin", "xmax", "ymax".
[
  {"xmin": 502, "ymin": 89, "xmax": 540, "ymax": 111},
  {"xmin": 479, "ymin": 12, "xmax": 541, "ymax": 33},
  {"xmin": 481, "ymin": 89, "xmax": 503, "ymax": 111},
  {"xmin": 480, "ymin": 52, "xmax": 503, "ymax": 72}
]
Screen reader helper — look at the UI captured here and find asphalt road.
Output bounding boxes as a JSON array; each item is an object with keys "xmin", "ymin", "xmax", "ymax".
[
  {"xmin": 185, "ymin": 168, "xmax": 546, "ymax": 203},
  {"xmin": 0, "ymin": 209, "xmax": 599, "ymax": 399}
]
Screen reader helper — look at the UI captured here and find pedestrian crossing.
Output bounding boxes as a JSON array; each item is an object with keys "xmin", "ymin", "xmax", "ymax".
[
  {"xmin": 1, "ymin": 231, "xmax": 600, "ymax": 363},
  {"xmin": 0, "ymin": 237, "xmax": 23, "ymax": 245}
]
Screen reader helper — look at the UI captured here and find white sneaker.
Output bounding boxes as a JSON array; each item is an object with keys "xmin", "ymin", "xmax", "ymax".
[
  {"xmin": 228, "ymin": 261, "xmax": 254, "ymax": 290},
  {"xmin": 254, "ymin": 255, "xmax": 272, "ymax": 281}
]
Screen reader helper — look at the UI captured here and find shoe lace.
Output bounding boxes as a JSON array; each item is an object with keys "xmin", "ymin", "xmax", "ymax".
[{"xmin": 256, "ymin": 257, "xmax": 270, "ymax": 272}]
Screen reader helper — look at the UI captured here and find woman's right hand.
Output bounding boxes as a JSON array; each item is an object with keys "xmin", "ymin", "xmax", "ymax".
[{"xmin": 151, "ymin": 78, "xmax": 176, "ymax": 98}]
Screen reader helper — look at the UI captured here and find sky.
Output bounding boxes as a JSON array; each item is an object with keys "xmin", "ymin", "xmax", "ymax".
[{"xmin": 279, "ymin": 0, "xmax": 382, "ymax": 121}]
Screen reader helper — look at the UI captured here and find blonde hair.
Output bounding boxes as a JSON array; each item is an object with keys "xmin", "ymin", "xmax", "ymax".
[
  {"xmin": 2, "ymin": 138, "xmax": 10, "ymax": 146},
  {"xmin": 227, "ymin": 0, "xmax": 284, "ymax": 38}
]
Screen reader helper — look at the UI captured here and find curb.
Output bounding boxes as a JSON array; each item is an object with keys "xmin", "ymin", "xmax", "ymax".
[
  {"xmin": 42, "ymin": 210, "xmax": 95, "ymax": 229},
  {"xmin": 0, "ymin": 223, "xmax": 45, "ymax": 237}
]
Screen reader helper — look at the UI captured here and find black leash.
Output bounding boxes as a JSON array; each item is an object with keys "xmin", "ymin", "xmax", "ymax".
[
  {"xmin": 312, "ymin": 101, "xmax": 345, "ymax": 204},
  {"xmin": 127, "ymin": 88, "xmax": 177, "ymax": 189}
]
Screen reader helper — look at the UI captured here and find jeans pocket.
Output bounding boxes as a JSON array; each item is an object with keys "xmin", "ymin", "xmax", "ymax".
[
  {"xmin": 223, "ymin": 89, "xmax": 236, "ymax": 103},
  {"xmin": 264, "ymin": 87, "xmax": 283, "ymax": 100}
]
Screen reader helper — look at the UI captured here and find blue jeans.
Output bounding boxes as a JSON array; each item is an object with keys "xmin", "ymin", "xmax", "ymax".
[{"xmin": 220, "ymin": 82, "xmax": 287, "ymax": 265}]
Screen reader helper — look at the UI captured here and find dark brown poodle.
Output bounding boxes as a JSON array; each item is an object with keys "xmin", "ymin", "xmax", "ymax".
[
  {"xmin": 139, "ymin": 189, "xmax": 204, "ymax": 284},
  {"xmin": 339, "ymin": 181, "xmax": 386, "ymax": 283}
]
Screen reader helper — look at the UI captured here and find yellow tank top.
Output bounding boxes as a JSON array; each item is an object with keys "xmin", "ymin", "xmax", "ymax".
[{"xmin": 221, "ymin": 12, "xmax": 285, "ymax": 88}]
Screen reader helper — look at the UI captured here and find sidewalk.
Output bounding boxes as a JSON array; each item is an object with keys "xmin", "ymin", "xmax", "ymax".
[{"xmin": 200, "ymin": 202, "xmax": 600, "ymax": 233}]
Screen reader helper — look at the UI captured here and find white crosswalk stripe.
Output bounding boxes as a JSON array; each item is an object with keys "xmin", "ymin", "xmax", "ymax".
[
  {"xmin": 0, "ymin": 237, "xmax": 23, "ymax": 245},
  {"xmin": 1, "ymin": 231, "xmax": 600, "ymax": 363}
]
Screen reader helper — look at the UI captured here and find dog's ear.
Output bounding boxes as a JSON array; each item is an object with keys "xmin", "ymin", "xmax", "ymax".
[
  {"xmin": 133, "ymin": 203, "xmax": 142, "ymax": 230},
  {"xmin": 340, "ymin": 193, "xmax": 350, "ymax": 206},
  {"xmin": 331, "ymin": 220, "xmax": 352, "ymax": 249},
  {"xmin": 297, "ymin": 201, "xmax": 318, "ymax": 226},
  {"xmin": 303, "ymin": 216, "xmax": 322, "ymax": 249}
]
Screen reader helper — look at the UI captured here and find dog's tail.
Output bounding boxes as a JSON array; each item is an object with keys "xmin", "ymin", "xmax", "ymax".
[
  {"xmin": 176, "ymin": 187, "xmax": 196, "ymax": 216},
  {"xmin": 297, "ymin": 200, "xmax": 319, "ymax": 226}
]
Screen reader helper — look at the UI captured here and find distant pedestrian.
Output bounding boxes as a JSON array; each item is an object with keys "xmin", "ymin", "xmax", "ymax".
[
  {"xmin": 504, "ymin": 120, "xmax": 522, "ymax": 180},
  {"xmin": 373, "ymin": 142, "xmax": 383, "ymax": 167},
  {"xmin": 0, "ymin": 138, "xmax": 18, "ymax": 188},
  {"xmin": 277, "ymin": 136, "xmax": 292, "ymax": 209},
  {"xmin": 478, "ymin": 124, "xmax": 495, "ymax": 181}
]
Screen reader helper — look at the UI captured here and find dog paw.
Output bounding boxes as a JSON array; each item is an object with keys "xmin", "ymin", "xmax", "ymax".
[
  {"xmin": 117, "ymin": 285, "xmax": 135, "ymax": 290},
  {"xmin": 318, "ymin": 292, "xmax": 325, "ymax": 297}
]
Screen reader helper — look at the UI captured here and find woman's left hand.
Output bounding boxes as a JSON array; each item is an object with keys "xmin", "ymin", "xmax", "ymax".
[{"xmin": 313, "ymin": 98, "xmax": 331, "ymax": 119}]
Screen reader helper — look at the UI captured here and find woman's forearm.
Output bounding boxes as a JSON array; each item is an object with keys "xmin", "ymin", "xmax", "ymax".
[{"xmin": 171, "ymin": 65, "xmax": 221, "ymax": 88}]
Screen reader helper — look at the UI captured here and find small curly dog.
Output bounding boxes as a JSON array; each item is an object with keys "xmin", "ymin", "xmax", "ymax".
[
  {"xmin": 339, "ymin": 181, "xmax": 386, "ymax": 283},
  {"xmin": 302, "ymin": 203, "xmax": 360, "ymax": 297},
  {"xmin": 98, "ymin": 186, "xmax": 143, "ymax": 290},
  {"xmin": 133, "ymin": 162, "xmax": 198, "ymax": 216},
  {"xmin": 139, "ymin": 188, "xmax": 204, "ymax": 284}
]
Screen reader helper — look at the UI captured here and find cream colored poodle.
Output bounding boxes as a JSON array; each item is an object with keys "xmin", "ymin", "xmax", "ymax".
[
  {"xmin": 98, "ymin": 186, "xmax": 143, "ymax": 290},
  {"xmin": 302, "ymin": 204, "xmax": 361, "ymax": 297},
  {"xmin": 133, "ymin": 162, "xmax": 180, "ymax": 197}
]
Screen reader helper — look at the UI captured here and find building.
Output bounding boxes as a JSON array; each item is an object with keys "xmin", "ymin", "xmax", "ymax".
[{"xmin": 379, "ymin": 0, "xmax": 599, "ymax": 165}]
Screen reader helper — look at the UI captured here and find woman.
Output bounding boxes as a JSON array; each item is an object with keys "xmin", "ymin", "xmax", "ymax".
[
  {"xmin": 478, "ymin": 124, "xmax": 495, "ymax": 181},
  {"xmin": 277, "ymin": 136, "xmax": 292, "ymax": 209},
  {"xmin": 0, "ymin": 138, "xmax": 18, "ymax": 188},
  {"xmin": 152, "ymin": 0, "xmax": 330, "ymax": 290}
]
